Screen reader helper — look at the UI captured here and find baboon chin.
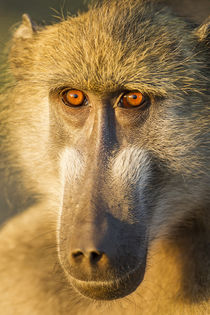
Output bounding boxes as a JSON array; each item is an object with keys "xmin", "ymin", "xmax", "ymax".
[{"xmin": 0, "ymin": 0, "xmax": 210, "ymax": 314}]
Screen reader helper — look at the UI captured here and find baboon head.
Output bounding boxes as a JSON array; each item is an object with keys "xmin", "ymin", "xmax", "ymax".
[{"xmin": 8, "ymin": 0, "xmax": 210, "ymax": 300}]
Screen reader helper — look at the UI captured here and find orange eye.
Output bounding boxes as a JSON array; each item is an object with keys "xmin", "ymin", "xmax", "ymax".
[
  {"xmin": 62, "ymin": 89, "xmax": 86, "ymax": 107},
  {"xmin": 121, "ymin": 91, "xmax": 145, "ymax": 108}
]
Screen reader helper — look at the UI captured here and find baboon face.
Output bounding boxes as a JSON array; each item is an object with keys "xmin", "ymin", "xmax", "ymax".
[{"xmin": 9, "ymin": 0, "xmax": 209, "ymax": 301}]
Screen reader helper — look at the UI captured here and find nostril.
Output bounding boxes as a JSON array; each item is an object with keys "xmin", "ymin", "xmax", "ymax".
[
  {"xmin": 71, "ymin": 250, "xmax": 84, "ymax": 262},
  {"xmin": 71, "ymin": 249, "xmax": 104, "ymax": 264},
  {"xmin": 90, "ymin": 250, "xmax": 103, "ymax": 263}
]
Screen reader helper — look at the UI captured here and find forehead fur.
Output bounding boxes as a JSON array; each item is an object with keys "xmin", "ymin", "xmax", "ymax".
[{"xmin": 11, "ymin": 0, "xmax": 205, "ymax": 96}]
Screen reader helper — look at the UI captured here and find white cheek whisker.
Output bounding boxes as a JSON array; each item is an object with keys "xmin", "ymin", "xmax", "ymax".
[
  {"xmin": 111, "ymin": 146, "xmax": 151, "ymax": 190},
  {"xmin": 59, "ymin": 147, "xmax": 85, "ymax": 185}
]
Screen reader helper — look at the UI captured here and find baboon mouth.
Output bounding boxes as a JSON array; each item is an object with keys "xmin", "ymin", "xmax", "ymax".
[{"xmin": 70, "ymin": 263, "xmax": 145, "ymax": 300}]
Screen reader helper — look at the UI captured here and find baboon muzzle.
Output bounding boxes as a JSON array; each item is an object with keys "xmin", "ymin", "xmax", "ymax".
[
  {"xmin": 59, "ymin": 178, "xmax": 147, "ymax": 300},
  {"xmin": 66, "ymin": 218, "xmax": 146, "ymax": 300}
]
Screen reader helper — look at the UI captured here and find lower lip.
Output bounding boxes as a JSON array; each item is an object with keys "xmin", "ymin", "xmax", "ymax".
[{"xmin": 70, "ymin": 262, "xmax": 146, "ymax": 300}]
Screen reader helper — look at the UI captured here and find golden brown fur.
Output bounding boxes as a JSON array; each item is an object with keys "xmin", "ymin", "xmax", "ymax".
[{"xmin": 0, "ymin": 0, "xmax": 209, "ymax": 314}]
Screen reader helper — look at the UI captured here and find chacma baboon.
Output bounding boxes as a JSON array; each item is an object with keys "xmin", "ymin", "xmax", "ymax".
[{"xmin": 0, "ymin": 0, "xmax": 209, "ymax": 314}]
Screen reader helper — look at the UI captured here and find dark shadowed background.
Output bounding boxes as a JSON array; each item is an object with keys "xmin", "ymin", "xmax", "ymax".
[{"xmin": 0, "ymin": 0, "xmax": 209, "ymax": 224}]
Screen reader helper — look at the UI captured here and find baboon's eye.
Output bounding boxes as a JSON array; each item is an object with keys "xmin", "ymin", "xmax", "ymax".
[
  {"xmin": 61, "ymin": 89, "xmax": 86, "ymax": 107},
  {"xmin": 119, "ymin": 91, "xmax": 146, "ymax": 108}
]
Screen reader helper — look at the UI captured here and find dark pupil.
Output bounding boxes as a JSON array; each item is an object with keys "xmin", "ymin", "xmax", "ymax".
[
  {"xmin": 131, "ymin": 94, "xmax": 137, "ymax": 99},
  {"xmin": 72, "ymin": 94, "xmax": 78, "ymax": 98}
]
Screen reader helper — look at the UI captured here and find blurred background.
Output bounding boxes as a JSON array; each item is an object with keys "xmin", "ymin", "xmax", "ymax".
[{"xmin": 0, "ymin": 0, "xmax": 209, "ymax": 225}]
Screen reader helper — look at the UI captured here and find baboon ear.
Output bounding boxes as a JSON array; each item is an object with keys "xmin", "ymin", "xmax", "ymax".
[
  {"xmin": 194, "ymin": 16, "xmax": 210, "ymax": 43},
  {"xmin": 14, "ymin": 14, "xmax": 38, "ymax": 39},
  {"xmin": 10, "ymin": 14, "xmax": 38, "ymax": 78}
]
